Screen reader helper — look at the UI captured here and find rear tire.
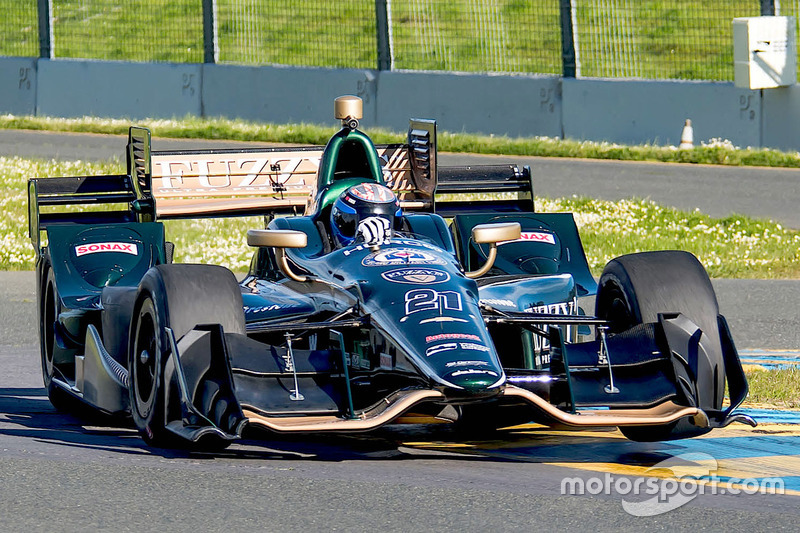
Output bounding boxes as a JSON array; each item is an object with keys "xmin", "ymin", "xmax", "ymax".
[
  {"xmin": 128, "ymin": 264, "xmax": 245, "ymax": 449},
  {"xmin": 595, "ymin": 251, "xmax": 723, "ymax": 442}
]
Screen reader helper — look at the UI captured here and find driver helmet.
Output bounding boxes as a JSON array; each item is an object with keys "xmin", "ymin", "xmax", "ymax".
[{"xmin": 330, "ymin": 183, "xmax": 401, "ymax": 247}]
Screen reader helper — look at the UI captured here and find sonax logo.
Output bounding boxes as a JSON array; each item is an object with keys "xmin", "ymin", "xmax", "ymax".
[
  {"xmin": 75, "ymin": 242, "xmax": 139, "ymax": 257},
  {"xmin": 500, "ymin": 231, "xmax": 556, "ymax": 245}
]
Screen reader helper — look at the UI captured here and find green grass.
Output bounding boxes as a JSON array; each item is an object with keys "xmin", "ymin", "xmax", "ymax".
[
  {"xmin": 51, "ymin": 0, "xmax": 203, "ymax": 62},
  {"xmin": 0, "ymin": 2, "xmax": 37, "ymax": 57},
  {"xmin": 3, "ymin": 114, "xmax": 800, "ymax": 169},
  {"xmin": 540, "ymin": 196, "xmax": 800, "ymax": 279},
  {"xmin": 0, "ymin": 0, "xmax": 794, "ymax": 81},
  {"xmin": 744, "ymin": 367, "xmax": 800, "ymax": 409},
  {"xmin": 217, "ymin": 2, "xmax": 377, "ymax": 68},
  {"xmin": 6, "ymin": 155, "xmax": 799, "ymax": 277}
]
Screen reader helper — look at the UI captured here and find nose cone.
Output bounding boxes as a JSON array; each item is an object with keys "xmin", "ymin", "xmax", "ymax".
[{"xmin": 442, "ymin": 367, "xmax": 504, "ymax": 391}]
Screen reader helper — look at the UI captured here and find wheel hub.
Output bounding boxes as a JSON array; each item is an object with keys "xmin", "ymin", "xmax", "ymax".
[{"xmin": 139, "ymin": 349, "xmax": 150, "ymax": 366}]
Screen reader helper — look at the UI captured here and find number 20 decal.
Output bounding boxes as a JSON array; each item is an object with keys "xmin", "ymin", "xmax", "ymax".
[{"xmin": 404, "ymin": 289, "xmax": 462, "ymax": 316}]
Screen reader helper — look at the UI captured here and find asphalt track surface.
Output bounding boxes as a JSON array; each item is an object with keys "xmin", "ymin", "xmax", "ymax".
[{"xmin": 2, "ymin": 131, "xmax": 800, "ymax": 529}]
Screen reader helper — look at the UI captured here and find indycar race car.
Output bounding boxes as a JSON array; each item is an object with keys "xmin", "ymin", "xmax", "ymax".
[{"xmin": 28, "ymin": 96, "xmax": 754, "ymax": 449}]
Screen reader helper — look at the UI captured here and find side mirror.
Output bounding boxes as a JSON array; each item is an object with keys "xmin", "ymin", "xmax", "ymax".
[
  {"xmin": 465, "ymin": 222, "xmax": 521, "ymax": 279},
  {"xmin": 247, "ymin": 229, "xmax": 309, "ymax": 282},
  {"xmin": 247, "ymin": 229, "xmax": 307, "ymax": 249}
]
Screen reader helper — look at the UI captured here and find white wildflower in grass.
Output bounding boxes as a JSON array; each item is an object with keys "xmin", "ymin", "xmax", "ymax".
[
  {"xmin": 165, "ymin": 217, "xmax": 261, "ymax": 271},
  {"xmin": 3, "ymin": 156, "xmax": 800, "ymax": 278},
  {"xmin": 701, "ymin": 138, "xmax": 739, "ymax": 150},
  {"xmin": 0, "ymin": 157, "xmax": 122, "ymax": 271},
  {"xmin": 544, "ymin": 196, "xmax": 800, "ymax": 278}
]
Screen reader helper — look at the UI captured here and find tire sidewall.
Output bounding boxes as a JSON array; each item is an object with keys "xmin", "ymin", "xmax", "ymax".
[
  {"xmin": 126, "ymin": 263, "xmax": 244, "ymax": 447},
  {"xmin": 596, "ymin": 251, "xmax": 725, "ymax": 414},
  {"xmin": 597, "ymin": 251, "xmax": 719, "ymax": 337},
  {"xmin": 128, "ymin": 291, "xmax": 170, "ymax": 443},
  {"xmin": 39, "ymin": 263, "xmax": 57, "ymax": 389},
  {"xmin": 594, "ymin": 267, "xmax": 642, "ymax": 334}
]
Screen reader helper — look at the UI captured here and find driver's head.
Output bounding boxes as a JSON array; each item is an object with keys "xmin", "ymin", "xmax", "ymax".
[{"xmin": 330, "ymin": 183, "xmax": 401, "ymax": 247}]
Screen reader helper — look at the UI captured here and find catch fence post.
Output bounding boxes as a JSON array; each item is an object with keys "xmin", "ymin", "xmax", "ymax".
[
  {"xmin": 760, "ymin": 0, "xmax": 778, "ymax": 15},
  {"xmin": 559, "ymin": 0, "xmax": 579, "ymax": 77},
  {"xmin": 37, "ymin": 0, "xmax": 53, "ymax": 59},
  {"xmin": 203, "ymin": 0, "xmax": 218, "ymax": 63},
  {"xmin": 375, "ymin": 0, "xmax": 392, "ymax": 70}
]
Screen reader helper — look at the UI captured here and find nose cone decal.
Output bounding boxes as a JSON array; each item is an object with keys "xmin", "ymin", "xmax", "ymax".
[
  {"xmin": 442, "ymin": 367, "xmax": 502, "ymax": 389},
  {"xmin": 380, "ymin": 267, "xmax": 450, "ymax": 284}
]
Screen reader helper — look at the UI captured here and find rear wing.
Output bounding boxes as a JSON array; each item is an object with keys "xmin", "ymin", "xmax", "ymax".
[
  {"xmin": 434, "ymin": 164, "xmax": 533, "ymax": 215},
  {"xmin": 141, "ymin": 118, "xmax": 532, "ymax": 217},
  {"xmin": 29, "ymin": 120, "xmax": 535, "ymax": 253},
  {"xmin": 135, "ymin": 120, "xmax": 438, "ymax": 218},
  {"xmin": 28, "ymin": 173, "xmax": 140, "ymax": 256},
  {"xmin": 27, "ymin": 123, "xmax": 437, "ymax": 254}
]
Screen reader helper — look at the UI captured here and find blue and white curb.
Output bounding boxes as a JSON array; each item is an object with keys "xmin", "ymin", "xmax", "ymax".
[{"xmin": 740, "ymin": 349, "xmax": 800, "ymax": 370}]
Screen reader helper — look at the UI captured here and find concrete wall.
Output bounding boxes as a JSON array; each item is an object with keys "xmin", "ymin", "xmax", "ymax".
[
  {"xmin": 762, "ymin": 84, "xmax": 800, "ymax": 151},
  {"xmin": 0, "ymin": 57, "xmax": 37, "ymax": 115},
  {"xmin": 36, "ymin": 60, "xmax": 202, "ymax": 120},
  {"xmin": 0, "ymin": 56, "xmax": 798, "ymax": 151},
  {"xmin": 202, "ymin": 64, "xmax": 378, "ymax": 125},
  {"xmin": 374, "ymin": 71, "xmax": 562, "ymax": 138},
  {"xmin": 562, "ymin": 78, "xmax": 762, "ymax": 149}
]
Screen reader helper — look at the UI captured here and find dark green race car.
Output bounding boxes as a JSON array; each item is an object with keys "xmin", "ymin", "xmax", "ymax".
[{"xmin": 28, "ymin": 96, "xmax": 754, "ymax": 450}]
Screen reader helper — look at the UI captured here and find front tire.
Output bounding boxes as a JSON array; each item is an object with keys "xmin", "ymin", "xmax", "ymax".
[
  {"xmin": 595, "ymin": 251, "xmax": 724, "ymax": 442},
  {"xmin": 129, "ymin": 295, "xmax": 171, "ymax": 446},
  {"xmin": 128, "ymin": 264, "xmax": 245, "ymax": 449}
]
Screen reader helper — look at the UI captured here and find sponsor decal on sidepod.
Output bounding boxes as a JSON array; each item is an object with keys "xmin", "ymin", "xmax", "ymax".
[
  {"xmin": 75, "ymin": 242, "xmax": 138, "ymax": 257},
  {"xmin": 499, "ymin": 231, "xmax": 556, "ymax": 246},
  {"xmin": 479, "ymin": 298, "xmax": 515, "ymax": 308}
]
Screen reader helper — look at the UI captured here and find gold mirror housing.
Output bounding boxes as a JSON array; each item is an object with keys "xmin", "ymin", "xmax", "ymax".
[
  {"xmin": 247, "ymin": 229, "xmax": 309, "ymax": 282},
  {"xmin": 247, "ymin": 229, "xmax": 307, "ymax": 249},
  {"xmin": 334, "ymin": 95, "xmax": 362, "ymax": 120},
  {"xmin": 471, "ymin": 222, "xmax": 522, "ymax": 244},
  {"xmin": 465, "ymin": 222, "xmax": 521, "ymax": 279}
]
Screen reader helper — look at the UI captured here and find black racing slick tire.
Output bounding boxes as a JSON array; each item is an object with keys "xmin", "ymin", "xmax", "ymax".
[
  {"xmin": 38, "ymin": 258, "xmax": 76, "ymax": 412},
  {"xmin": 128, "ymin": 264, "xmax": 245, "ymax": 449},
  {"xmin": 595, "ymin": 251, "xmax": 724, "ymax": 442}
]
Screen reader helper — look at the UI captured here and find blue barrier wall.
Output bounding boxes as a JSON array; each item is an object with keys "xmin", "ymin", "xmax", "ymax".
[
  {"xmin": 1, "ymin": 57, "xmax": 37, "ymax": 116},
  {"xmin": 1, "ymin": 56, "xmax": 796, "ymax": 151}
]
